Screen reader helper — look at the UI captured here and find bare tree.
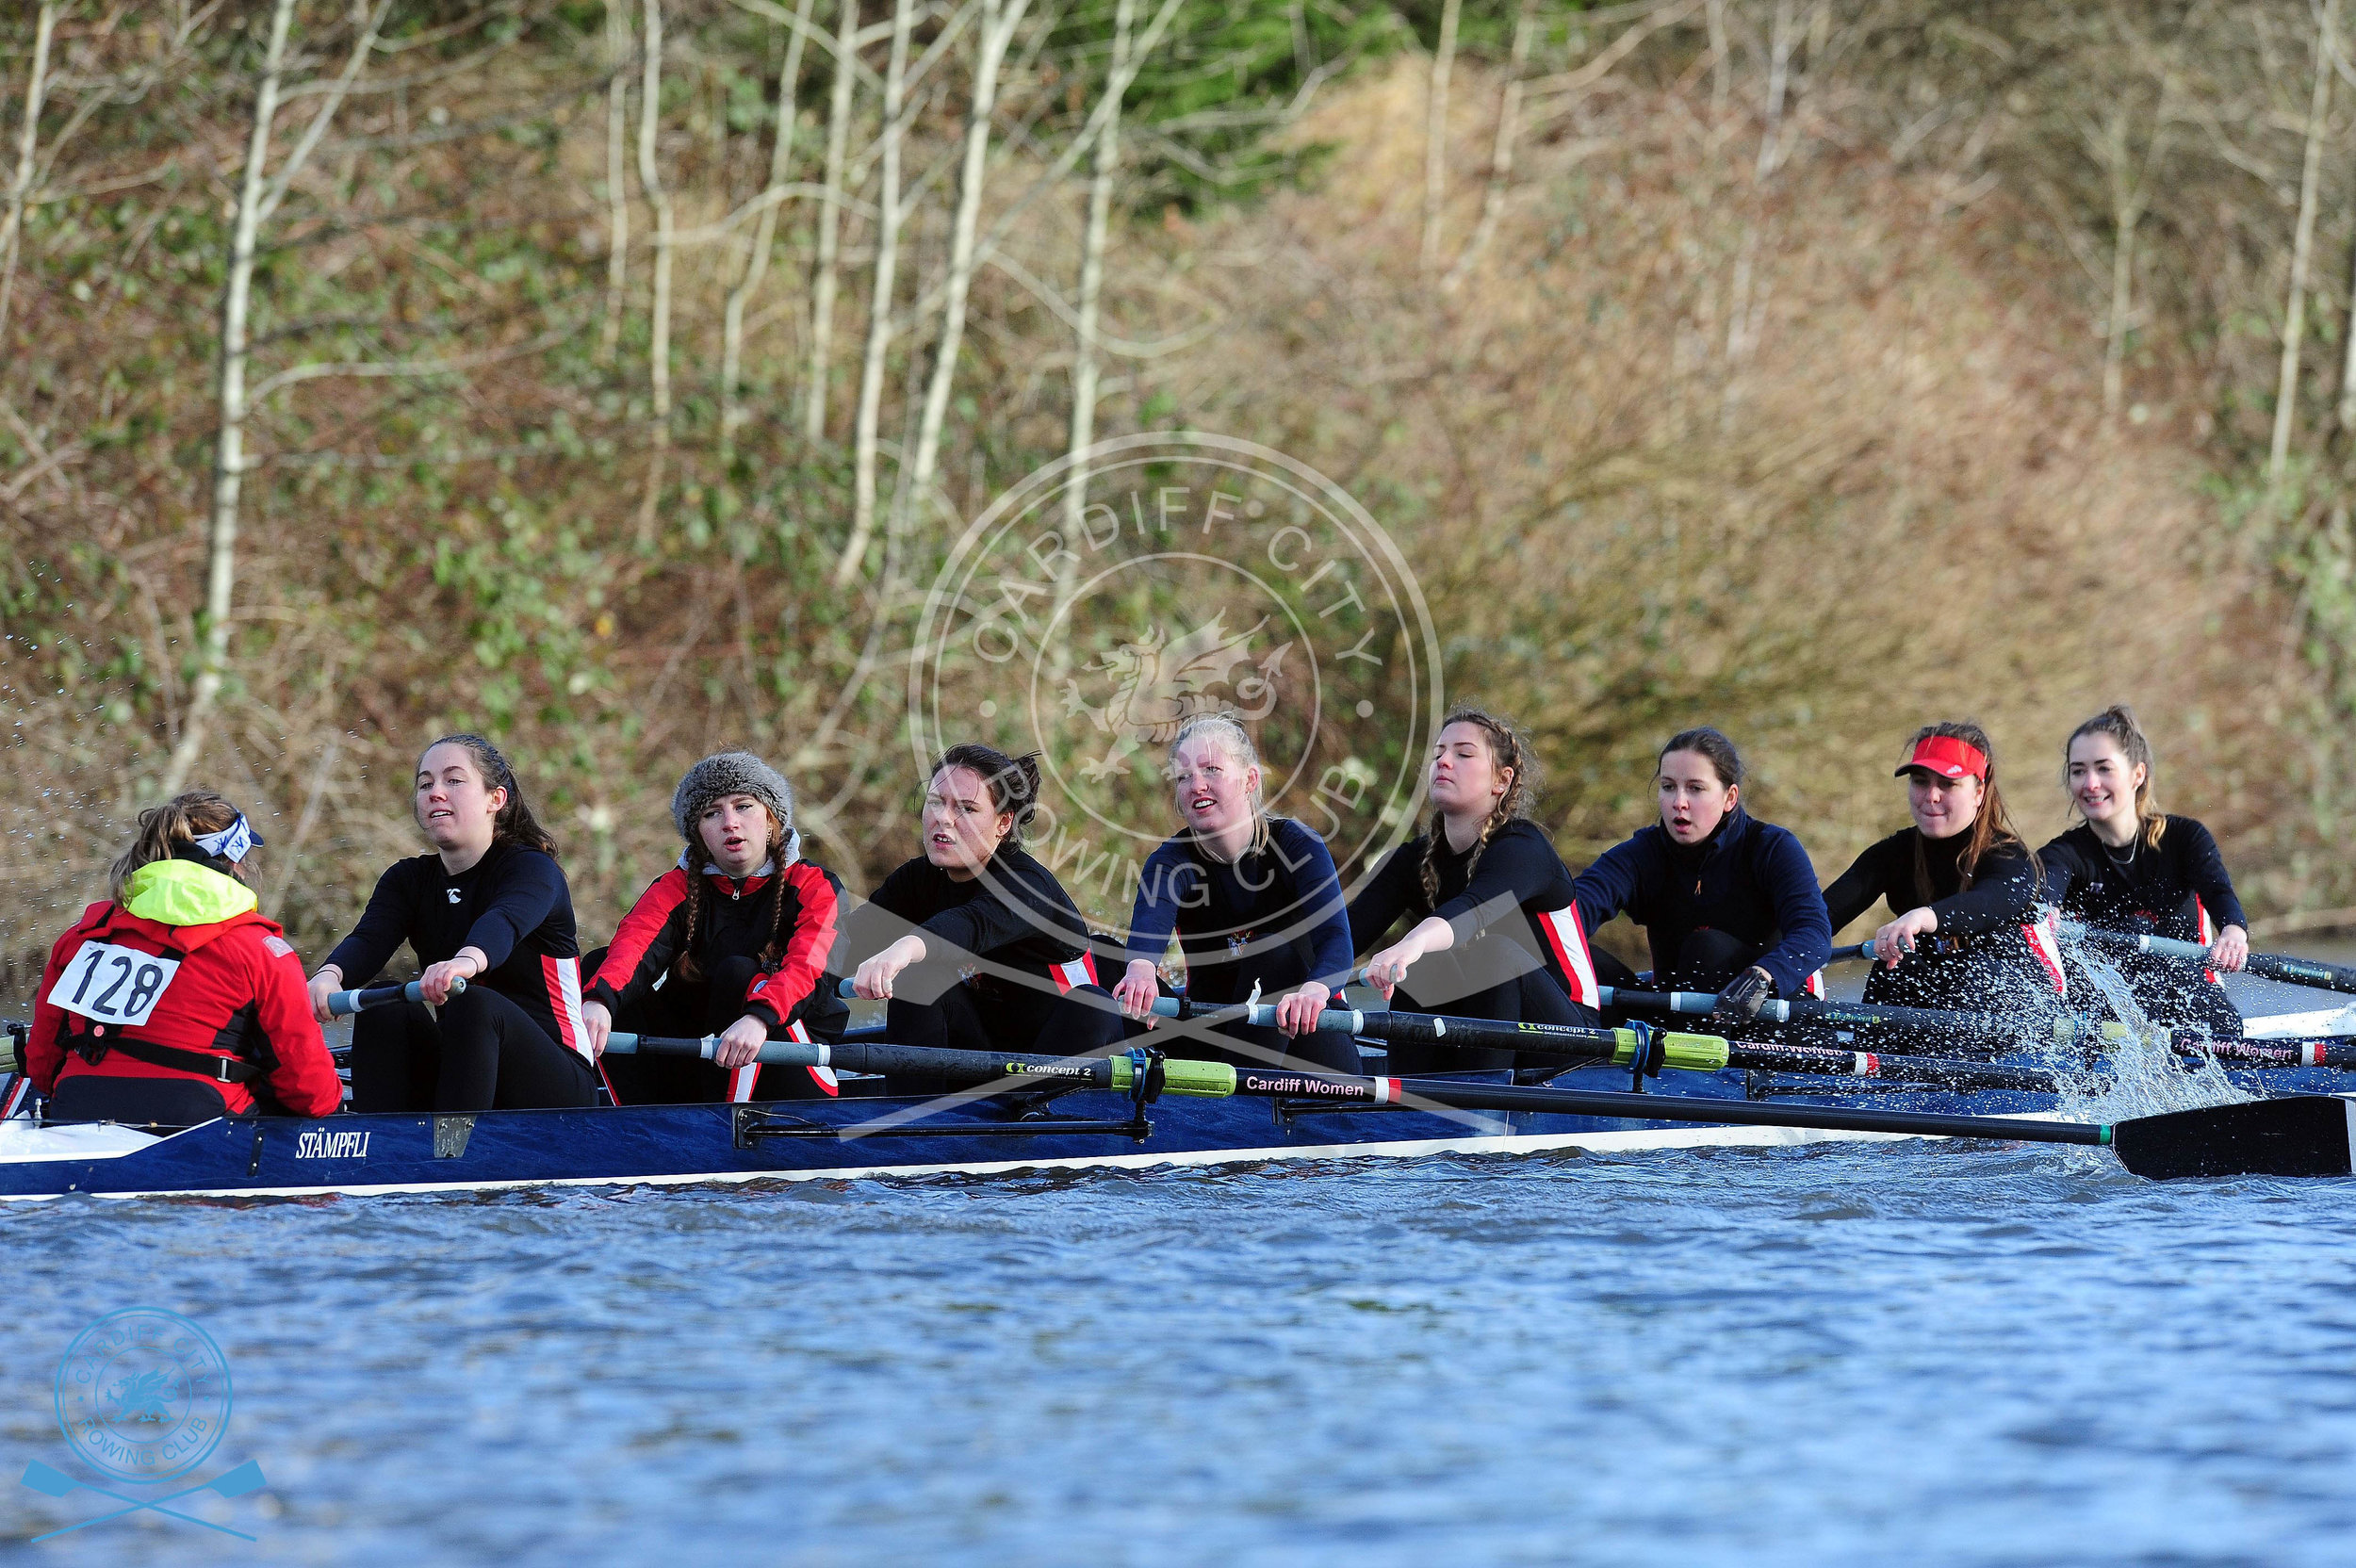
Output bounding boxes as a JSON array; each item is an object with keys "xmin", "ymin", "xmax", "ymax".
[
  {"xmin": 805, "ymin": 0, "xmax": 861, "ymax": 443},
  {"xmin": 1443, "ymin": 0, "xmax": 1535, "ymax": 294},
  {"xmin": 1421, "ymin": 0, "xmax": 1463, "ymax": 273},
  {"xmin": 633, "ymin": 0, "xmax": 678, "ymax": 547},
  {"xmin": 167, "ymin": 0, "xmax": 391, "ymax": 793},
  {"xmin": 835, "ymin": 0, "xmax": 915, "ymax": 587},
  {"xmin": 600, "ymin": 0, "xmax": 633, "ymax": 364},
  {"xmin": 2272, "ymin": 0, "xmax": 2338, "ymax": 484},
  {"xmin": 0, "ymin": 2, "xmax": 58, "ymax": 347},
  {"xmin": 1061, "ymin": 0, "xmax": 1137, "ymax": 533},
  {"xmin": 723, "ymin": 0, "xmax": 815, "ymax": 458},
  {"xmin": 903, "ymin": 0, "xmax": 1033, "ymax": 529}
]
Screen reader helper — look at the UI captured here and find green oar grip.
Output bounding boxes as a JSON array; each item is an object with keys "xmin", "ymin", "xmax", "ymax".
[{"xmin": 1120, "ymin": 1057, "xmax": 1237, "ymax": 1097}]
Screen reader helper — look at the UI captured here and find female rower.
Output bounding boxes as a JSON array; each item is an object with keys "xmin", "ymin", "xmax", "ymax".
[
  {"xmin": 1350, "ymin": 708, "xmax": 1601, "ymax": 1071},
  {"xmin": 27, "ymin": 791, "xmax": 341, "ymax": 1125},
  {"xmin": 2037, "ymin": 705, "xmax": 2248, "ymax": 1037},
  {"xmin": 1567, "ymin": 727, "xmax": 1832, "ymax": 1021},
  {"xmin": 308, "ymin": 734, "xmax": 599, "ymax": 1113},
  {"xmin": 582, "ymin": 751, "xmax": 850, "ymax": 1103},
  {"xmin": 1821, "ymin": 721, "xmax": 2063, "ymax": 1015},
  {"xmin": 845, "ymin": 743, "xmax": 1122, "ymax": 1066},
  {"xmin": 1110, "ymin": 716, "xmax": 1359, "ymax": 1073}
]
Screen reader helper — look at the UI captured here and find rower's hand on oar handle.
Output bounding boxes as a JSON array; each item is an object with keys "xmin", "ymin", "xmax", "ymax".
[
  {"xmin": 1272, "ymin": 981, "xmax": 1331, "ymax": 1037},
  {"xmin": 853, "ymin": 935, "xmax": 926, "ymax": 1001},
  {"xmin": 712, "ymin": 1014, "xmax": 769, "ymax": 1069},
  {"xmin": 1114, "ymin": 959, "xmax": 1162, "ymax": 1027},
  {"xmin": 418, "ymin": 950, "xmax": 485, "ymax": 1006},
  {"xmin": 2208, "ymin": 923, "xmax": 2250, "ymax": 973},
  {"xmin": 1710, "ymin": 967, "xmax": 1775, "ymax": 1022},
  {"xmin": 1873, "ymin": 908, "xmax": 1940, "ymax": 969},
  {"xmin": 581, "ymin": 999, "xmax": 614, "ymax": 1058},
  {"xmin": 307, "ymin": 967, "xmax": 344, "ymax": 1024}
]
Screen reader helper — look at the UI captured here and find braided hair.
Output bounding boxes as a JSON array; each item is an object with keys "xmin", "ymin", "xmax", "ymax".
[
  {"xmin": 417, "ymin": 733, "xmax": 560, "ymax": 858},
  {"xmin": 674, "ymin": 804, "xmax": 796, "ymax": 983},
  {"xmin": 1417, "ymin": 707, "xmax": 1539, "ymax": 910}
]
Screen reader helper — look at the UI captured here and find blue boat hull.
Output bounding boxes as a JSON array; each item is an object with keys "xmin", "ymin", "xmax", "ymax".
[{"xmin": 5, "ymin": 1058, "xmax": 2343, "ymax": 1200}]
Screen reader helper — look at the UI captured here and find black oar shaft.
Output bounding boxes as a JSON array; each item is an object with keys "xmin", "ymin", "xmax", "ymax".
[
  {"xmin": 1232, "ymin": 1069, "xmax": 2112, "ymax": 1147},
  {"xmin": 2065, "ymin": 922, "xmax": 2356, "ymax": 999},
  {"xmin": 1720, "ymin": 1042, "xmax": 2064, "ymax": 1094}
]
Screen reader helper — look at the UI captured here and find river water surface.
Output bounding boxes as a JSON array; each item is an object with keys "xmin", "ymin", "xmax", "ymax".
[{"xmin": 8, "ymin": 1139, "xmax": 2356, "ymax": 1565}]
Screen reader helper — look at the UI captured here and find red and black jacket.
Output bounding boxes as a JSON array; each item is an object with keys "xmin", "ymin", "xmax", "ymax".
[
  {"xmin": 27, "ymin": 900, "xmax": 344, "ymax": 1118},
  {"xmin": 587, "ymin": 859, "xmax": 848, "ymax": 1036}
]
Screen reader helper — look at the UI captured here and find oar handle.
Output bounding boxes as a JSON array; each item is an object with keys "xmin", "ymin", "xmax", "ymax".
[
  {"xmin": 839, "ymin": 966, "xmax": 1375, "ymax": 1002},
  {"xmin": 326, "ymin": 978, "xmax": 463, "ymax": 1017},
  {"xmin": 604, "ymin": 1031, "xmax": 1238, "ymax": 1095}
]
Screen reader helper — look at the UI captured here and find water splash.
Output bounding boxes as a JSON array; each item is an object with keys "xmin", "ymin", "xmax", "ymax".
[{"xmin": 2050, "ymin": 944, "xmax": 2249, "ymax": 1124}]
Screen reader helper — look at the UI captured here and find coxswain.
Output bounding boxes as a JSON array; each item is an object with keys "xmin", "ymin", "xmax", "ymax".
[
  {"xmin": 1109, "ymin": 715, "xmax": 1359, "ymax": 1073},
  {"xmin": 581, "ymin": 751, "xmax": 849, "ymax": 1102},
  {"xmin": 28, "ymin": 791, "xmax": 341, "ymax": 1125},
  {"xmin": 307, "ymin": 734, "xmax": 600, "ymax": 1112},
  {"xmin": 1567, "ymin": 727, "xmax": 1833, "ymax": 1023},
  {"xmin": 1821, "ymin": 722, "xmax": 2064, "ymax": 1015},
  {"xmin": 1350, "ymin": 708, "xmax": 1602, "ymax": 1071},
  {"xmin": 2037, "ymin": 705, "xmax": 2248, "ymax": 1037},
  {"xmin": 843, "ymin": 743, "xmax": 1123, "ymax": 1069}
]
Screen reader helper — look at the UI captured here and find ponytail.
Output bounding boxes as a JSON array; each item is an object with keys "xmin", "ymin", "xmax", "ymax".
[
  {"xmin": 110, "ymin": 791, "xmax": 251, "ymax": 902},
  {"xmin": 2065, "ymin": 704, "xmax": 2166, "ymax": 850}
]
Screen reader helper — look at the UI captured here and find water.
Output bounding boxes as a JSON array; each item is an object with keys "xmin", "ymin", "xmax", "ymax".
[
  {"xmin": 8, "ymin": 1148, "xmax": 2356, "ymax": 1565},
  {"xmin": 12, "ymin": 956, "xmax": 2356, "ymax": 1563}
]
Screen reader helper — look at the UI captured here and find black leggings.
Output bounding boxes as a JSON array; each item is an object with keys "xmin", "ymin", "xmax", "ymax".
[
  {"xmin": 351, "ymin": 988, "xmax": 597, "ymax": 1113},
  {"xmin": 1151, "ymin": 943, "xmax": 1361, "ymax": 1075},
  {"xmin": 597, "ymin": 954, "xmax": 841, "ymax": 1104},
  {"xmin": 1590, "ymin": 928, "xmax": 1765, "ymax": 994}
]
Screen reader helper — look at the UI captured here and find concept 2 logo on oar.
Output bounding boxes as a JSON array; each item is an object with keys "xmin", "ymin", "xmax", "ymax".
[{"xmin": 24, "ymin": 1306, "xmax": 270, "ymax": 1542}]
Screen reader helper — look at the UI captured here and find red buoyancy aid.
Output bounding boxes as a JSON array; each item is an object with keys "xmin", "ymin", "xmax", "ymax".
[{"xmin": 27, "ymin": 866, "xmax": 342, "ymax": 1118}]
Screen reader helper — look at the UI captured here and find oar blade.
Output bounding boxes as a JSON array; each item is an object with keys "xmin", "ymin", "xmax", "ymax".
[
  {"xmin": 21, "ymin": 1460, "xmax": 77, "ymax": 1496},
  {"xmin": 2112, "ymin": 1095, "xmax": 2356, "ymax": 1180},
  {"xmin": 208, "ymin": 1460, "xmax": 266, "ymax": 1497}
]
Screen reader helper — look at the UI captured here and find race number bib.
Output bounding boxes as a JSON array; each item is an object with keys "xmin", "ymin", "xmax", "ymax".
[{"xmin": 46, "ymin": 941, "xmax": 182, "ymax": 1027}]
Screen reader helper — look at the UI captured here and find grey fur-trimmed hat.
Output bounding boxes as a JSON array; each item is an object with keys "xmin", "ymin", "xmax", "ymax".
[{"xmin": 672, "ymin": 751, "xmax": 799, "ymax": 867}]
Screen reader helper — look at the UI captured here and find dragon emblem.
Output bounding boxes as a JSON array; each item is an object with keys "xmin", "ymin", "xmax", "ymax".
[
  {"xmin": 1060, "ymin": 612, "xmax": 1290, "ymax": 780},
  {"xmin": 103, "ymin": 1369, "xmax": 179, "ymax": 1426}
]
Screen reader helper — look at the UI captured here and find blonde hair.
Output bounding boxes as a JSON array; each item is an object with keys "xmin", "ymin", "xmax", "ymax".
[
  {"xmin": 1169, "ymin": 714, "xmax": 1272, "ymax": 858},
  {"xmin": 1420, "ymin": 707, "xmax": 1538, "ymax": 908},
  {"xmin": 2065, "ymin": 704, "xmax": 2167, "ymax": 850},
  {"xmin": 109, "ymin": 790, "xmax": 249, "ymax": 903}
]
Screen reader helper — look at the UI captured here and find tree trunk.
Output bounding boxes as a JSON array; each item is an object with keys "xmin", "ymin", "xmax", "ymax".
[
  {"xmin": 904, "ymin": 0, "xmax": 1032, "ymax": 530},
  {"xmin": 635, "ymin": 0, "xmax": 676, "ymax": 547},
  {"xmin": 1443, "ymin": 0, "xmax": 1534, "ymax": 294},
  {"xmin": 2272, "ymin": 0, "xmax": 2338, "ymax": 485},
  {"xmin": 164, "ymin": 0, "xmax": 299, "ymax": 795},
  {"xmin": 1707, "ymin": 0, "xmax": 1729, "ymax": 120},
  {"xmin": 1420, "ymin": 0, "xmax": 1463, "ymax": 274},
  {"xmin": 1061, "ymin": 0, "xmax": 1137, "ymax": 533},
  {"xmin": 0, "ymin": 2, "xmax": 58, "ymax": 347},
  {"xmin": 834, "ymin": 0, "xmax": 915, "ymax": 588},
  {"xmin": 804, "ymin": 0, "xmax": 859, "ymax": 444},
  {"xmin": 723, "ymin": 0, "xmax": 814, "ymax": 460},
  {"xmin": 600, "ymin": 0, "xmax": 632, "ymax": 364}
]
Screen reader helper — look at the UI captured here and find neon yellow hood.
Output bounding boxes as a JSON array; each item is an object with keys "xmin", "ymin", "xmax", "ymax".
[{"xmin": 123, "ymin": 859, "xmax": 260, "ymax": 927}]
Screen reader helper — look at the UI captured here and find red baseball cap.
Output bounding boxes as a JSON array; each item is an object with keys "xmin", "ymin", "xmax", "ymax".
[{"xmin": 1897, "ymin": 735, "xmax": 1988, "ymax": 781}]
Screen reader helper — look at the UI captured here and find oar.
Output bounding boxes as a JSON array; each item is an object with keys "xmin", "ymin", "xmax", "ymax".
[
  {"xmin": 1827, "ymin": 936, "xmax": 1969, "ymax": 964},
  {"xmin": 2063, "ymin": 921, "xmax": 2356, "ymax": 999},
  {"xmin": 1598, "ymin": 985, "xmax": 2123, "ymax": 1044},
  {"xmin": 23, "ymin": 1458, "xmax": 263, "ymax": 1542},
  {"xmin": 326, "ymin": 978, "xmax": 465, "ymax": 1017},
  {"xmin": 603, "ymin": 1031, "xmax": 1237, "ymax": 1096},
  {"xmin": 629, "ymin": 1028, "xmax": 2356, "ymax": 1179}
]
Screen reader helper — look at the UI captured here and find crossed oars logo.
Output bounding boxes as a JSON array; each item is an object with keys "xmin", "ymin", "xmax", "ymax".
[{"xmin": 22, "ymin": 1457, "xmax": 266, "ymax": 1543}]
